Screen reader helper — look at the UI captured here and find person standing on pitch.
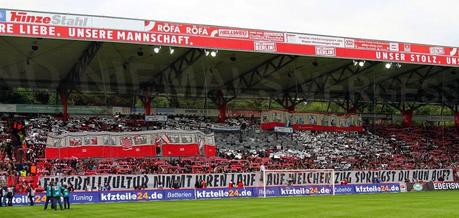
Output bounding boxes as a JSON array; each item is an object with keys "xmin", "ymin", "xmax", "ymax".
[
  {"xmin": 0, "ymin": 185, "xmax": 4, "ymax": 207},
  {"xmin": 27, "ymin": 184, "xmax": 35, "ymax": 206},
  {"xmin": 6, "ymin": 186, "xmax": 14, "ymax": 206},
  {"xmin": 62, "ymin": 185, "xmax": 70, "ymax": 209},
  {"xmin": 2, "ymin": 185, "xmax": 8, "ymax": 207},
  {"xmin": 44, "ymin": 181, "xmax": 54, "ymax": 210},
  {"xmin": 52, "ymin": 182, "xmax": 63, "ymax": 210}
]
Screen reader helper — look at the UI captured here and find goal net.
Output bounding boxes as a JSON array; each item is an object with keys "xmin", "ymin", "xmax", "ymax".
[{"xmin": 261, "ymin": 169, "xmax": 335, "ymax": 198}]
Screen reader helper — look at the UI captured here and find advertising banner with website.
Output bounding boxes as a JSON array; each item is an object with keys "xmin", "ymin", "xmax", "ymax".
[
  {"xmin": 260, "ymin": 110, "xmax": 363, "ymax": 132},
  {"xmin": 0, "ymin": 9, "xmax": 458, "ymax": 66},
  {"xmin": 260, "ymin": 183, "xmax": 400, "ymax": 197},
  {"xmin": 10, "ymin": 189, "xmax": 195, "ymax": 206},
  {"xmin": 10, "ymin": 183, "xmax": 400, "ymax": 206}
]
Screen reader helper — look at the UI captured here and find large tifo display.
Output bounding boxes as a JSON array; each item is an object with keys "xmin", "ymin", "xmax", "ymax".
[
  {"xmin": 45, "ymin": 130, "xmax": 216, "ymax": 158},
  {"xmin": 0, "ymin": 9, "xmax": 458, "ymax": 66},
  {"xmin": 40, "ymin": 169, "xmax": 452, "ymax": 191},
  {"xmin": 11, "ymin": 183, "xmax": 401, "ymax": 206},
  {"xmin": 261, "ymin": 110, "xmax": 363, "ymax": 132}
]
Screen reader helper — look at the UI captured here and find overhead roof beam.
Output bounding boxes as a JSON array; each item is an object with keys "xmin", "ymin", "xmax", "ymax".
[
  {"xmin": 351, "ymin": 65, "xmax": 431, "ymax": 93},
  {"xmin": 333, "ymin": 65, "xmax": 447, "ymax": 104},
  {"xmin": 343, "ymin": 67, "xmax": 456, "ymax": 104},
  {"xmin": 420, "ymin": 74, "xmax": 459, "ymax": 104},
  {"xmin": 371, "ymin": 67, "xmax": 452, "ymax": 100},
  {"xmin": 305, "ymin": 90, "xmax": 458, "ymax": 104},
  {"xmin": 281, "ymin": 61, "xmax": 379, "ymax": 100},
  {"xmin": 139, "ymin": 48, "xmax": 203, "ymax": 92},
  {"xmin": 221, "ymin": 55, "xmax": 297, "ymax": 96},
  {"xmin": 376, "ymin": 66, "xmax": 447, "ymax": 90},
  {"xmin": 58, "ymin": 42, "xmax": 103, "ymax": 91}
]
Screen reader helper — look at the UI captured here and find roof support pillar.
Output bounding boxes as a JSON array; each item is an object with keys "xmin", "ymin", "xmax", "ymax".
[
  {"xmin": 209, "ymin": 90, "xmax": 234, "ymax": 123},
  {"xmin": 388, "ymin": 102, "xmax": 423, "ymax": 127},
  {"xmin": 140, "ymin": 88, "xmax": 153, "ymax": 115},
  {"xmin": 401, "ymin": 110, "xmax": 413, "ymax": 127},
  {"xmin": 218, "ymin": 101, "xmax": 227, "ymax": 123},
  {"xmin": 59, "ymin": 88, "xmax": 69, "ymax": 121},
  {"xmin": 454, "ymin": 112, "xmax": 459, "ymax": 128},
  {"xmin": 216, "ymin": 90, "xmax": 228, "ymax": 123},
  {"xmin": 451, "ymin": 104, "xmax": 459, "ymax": 128}
]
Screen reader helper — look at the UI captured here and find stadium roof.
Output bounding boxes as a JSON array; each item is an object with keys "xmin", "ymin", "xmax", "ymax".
[{"xmin": 0, "ymin": 8, "xmax": 458, "ymax": 106}]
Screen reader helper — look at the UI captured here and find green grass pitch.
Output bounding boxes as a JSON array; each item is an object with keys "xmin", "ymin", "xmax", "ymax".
[{"xmin": 1, "ymin": 191, "xmax": 458, "ymax": 218}]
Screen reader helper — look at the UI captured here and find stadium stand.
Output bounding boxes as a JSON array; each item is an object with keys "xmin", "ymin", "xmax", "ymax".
[{"xmin": 1, "ymin": 114, "xmax": 458, "ymax": 193}]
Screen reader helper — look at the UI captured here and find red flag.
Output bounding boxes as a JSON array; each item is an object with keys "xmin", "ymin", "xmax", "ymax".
[
  {"xmin": 70, "ymin": 138, "xmax": 81, "ymax": 146},
  {"xmin": 161, "ymin": 134, "xmax": 171, "ymax": 144},
  {"xmin": 91, "ymin": 137, "xmax": 98, "ymax": 145},
  {"xmin": 155, "ymin": 136, "xmax": 161, "ymax": 145}
]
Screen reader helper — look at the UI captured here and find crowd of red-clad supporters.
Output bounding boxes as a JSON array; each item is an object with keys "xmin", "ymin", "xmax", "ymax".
[{"xmin": 0, "ymin": 113, "xmax": 459, "ymax": 193}]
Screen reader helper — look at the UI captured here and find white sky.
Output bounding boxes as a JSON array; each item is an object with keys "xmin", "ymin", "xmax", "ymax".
[{"xmin": 1, "ymin": 0, "xmax": 458, "ymax": 46}]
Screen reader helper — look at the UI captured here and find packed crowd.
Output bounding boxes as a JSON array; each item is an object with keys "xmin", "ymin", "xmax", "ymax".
[
  {"xmin": 217, "ymin": 127, "xmax": 459, "ymax": 171},
  {"xmin": 0, "ymin": 114, "xmax": 250, "ymax": 174},
  {"xmin": 1, "ymin": 114, "xmax": 459, "ymax": 186}
]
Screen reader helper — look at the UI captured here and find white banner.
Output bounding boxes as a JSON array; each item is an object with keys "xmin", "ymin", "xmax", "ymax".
[
  {"xmin": 41, "ymin": 173, "xmax": 259, "ymax": 191},
  {"xmin": 334, "ymin": 169, "xmax": 453, "ymax": 184},
  {"xmin": 0, "ymin": 104, "xmax": 16, "ymax": 112},
  {"xmin": 274, "ymin": 126, "xmax": 293, "ymax": 134},
  {"xmin": 265, "ymin": 169, "xmax": 453, "ymax": 186},
  {"xmin": 145, "ymin": 115, "xmax": 168, "ymax": 122},
  {"xmin": 47, "ymin": 130, "xmax": 215, "ymax": 147},
  {"xmin": 210, "ymin": 124, "xmax": 241, "ymax": 132},
  {"xmin": 112, "ymin": 107, "xmax": 131, "ymax": 115},
  {"xmin": 261, "ymin": 110, "xmax": 362, "ymax": 127},
  {"xmin": 39, "ymin": 169, "xmax": 453, "ymax": 191},
  {"xmin": 285, "ymin": 33, "xmax": 345, "ymax": 47}
]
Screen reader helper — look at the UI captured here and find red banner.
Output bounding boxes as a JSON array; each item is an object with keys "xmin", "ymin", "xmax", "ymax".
[
  {"xmin": 162, "ymin": 144, "xmax": 200, "ymax": 157},
  {"xmin": 46, "ymin": 144, "xmax": 217, "ymax": 158},
  {"xmin": 7, "ymin": 175, "xmax": 16, "ymax": 186},
  {"xmin": 0, "ymin": 9, "xmax": 458, "ymax": 67},
  {"xmin": 204, "ymin": 145, "xmax": 217, "ymax": 157},
  {"xmin": 45, "ymin": 145, "xmax": 157, "ymax": 159}
]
